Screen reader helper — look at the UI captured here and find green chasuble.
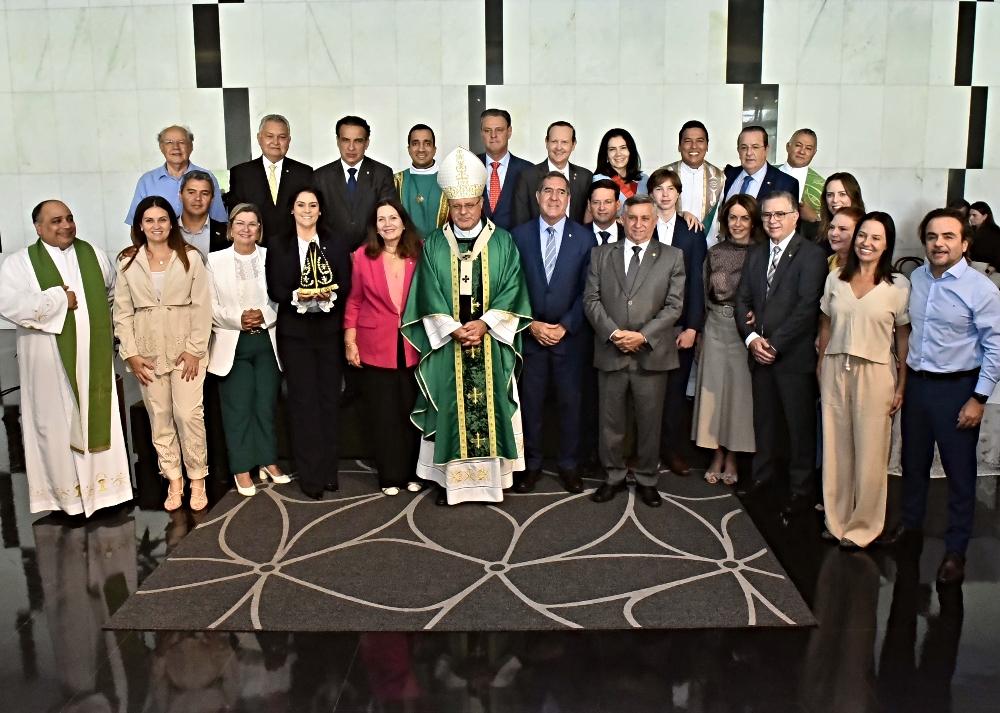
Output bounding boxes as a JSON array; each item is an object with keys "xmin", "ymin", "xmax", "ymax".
[
  {"xmin": 402, "ymin": 220, "xmax": 532, "ymax": 466},
  {"xmin": 394, "ymin": 169, "xmax": 449, "ymax": 238}
]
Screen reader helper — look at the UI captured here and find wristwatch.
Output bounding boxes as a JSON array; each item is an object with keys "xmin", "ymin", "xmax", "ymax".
[{"xmin": 972, "ymin": 392, "xmax": 989, "ymax": 404}]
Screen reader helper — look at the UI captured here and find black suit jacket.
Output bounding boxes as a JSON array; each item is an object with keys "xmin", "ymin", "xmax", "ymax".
[
  {"xmin": 656, "ymin": 219, "xmax": 706, "ymax": 333},
  {"xmin": 510, "ymin": 161, "xmax": 594, "ymax": 228},
  {"xmin": 313, "ymin": 157, "xmax": 395, "ymax": 252},
  {"xmin": 264, "ymin": 232, "xmax": 353, "ymax": 339},
  {"xmin": 207, "ymin": 219, "xmax": 229, "ymax": 253},
  {"xmin": 226, "ymin": 156, "xmax": 314, "ymax": 247},
  {"xmin": 583, "ymin": 221, "xmax": 623, "ymax": 246},
  {"xmin": 478, "ymin": 152, "xmax": 534, "ymax": 231},
  {"xmin": 723, "ymin": 163, "xmax": 800, "ymax": 205},
  {"xmin": 734, "ymin": 233, "xmax": 828, "ymax": 374}
]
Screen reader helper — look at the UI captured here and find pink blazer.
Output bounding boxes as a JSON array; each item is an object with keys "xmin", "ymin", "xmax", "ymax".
[{"xmin": 343, "ymin": 246, "xmax": 420, "ymax": 369}]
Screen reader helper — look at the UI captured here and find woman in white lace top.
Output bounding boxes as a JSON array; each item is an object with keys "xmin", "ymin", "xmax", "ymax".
[{"xmin": 207, "ymin": 203, "xmax": 289, "ymax": 497}]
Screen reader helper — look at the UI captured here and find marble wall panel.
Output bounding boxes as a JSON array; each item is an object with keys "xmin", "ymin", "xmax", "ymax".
[{"xmin": 972, "ymin": 2, "xmax": 1000, "ymax": 87}]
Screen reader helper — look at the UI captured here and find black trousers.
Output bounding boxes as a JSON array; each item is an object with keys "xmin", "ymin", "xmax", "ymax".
[
  {"xmin": 751, "ymin": 366, "xmax": 817, "ymax": 495},
  {"xmin": 277, "ymin": 331, "xmax": 342, "ymax": 493},
  {"xmin": 358, "ymin": 355, "xmax": 419, "ymax": 489},
  {"xmin": 659, "ymin": 343, "xmax": 696, "ymax": 457}
]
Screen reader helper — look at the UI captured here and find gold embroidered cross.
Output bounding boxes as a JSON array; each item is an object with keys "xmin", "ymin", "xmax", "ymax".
[
  {"xmin": 471, "ymin": 298, "xmax": 481, "ymax": 312},
  {"xmin": 471, "ymin": 432, "xmax": 485, "ymax": 449},
  {"xmin": 467, "ymin": 345, "xmax": 480, "ymax": 359},
  {"xmin": 469, "ymin": 386, "xmax": 482, "ymax": 404}
]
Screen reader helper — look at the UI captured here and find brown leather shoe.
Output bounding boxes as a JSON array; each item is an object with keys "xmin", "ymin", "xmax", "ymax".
[
  {"xmin": 936, "ymin": 551, "xmax": 966, "ymax": 585},
  {"xmin": 664, "ymin": 453, "xmax": 691, "ymax": 476},
  {"xmin": 514, "ymin": 469, "xmax": 542, "ymax": 494},
  {"xmin": 560, "ymin": 469, "xmax": 584, "ymax": 494}
]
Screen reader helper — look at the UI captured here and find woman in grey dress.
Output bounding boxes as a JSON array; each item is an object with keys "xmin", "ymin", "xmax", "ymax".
[{"xmin": 692, "ymin": 194, "xmax": 764, "ymax": 484}]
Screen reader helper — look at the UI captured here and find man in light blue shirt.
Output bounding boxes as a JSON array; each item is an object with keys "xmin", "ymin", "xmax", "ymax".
[
  {"xmin": 887, "ymin": 208, "xmax": 1000, "ymax": 585},
  {"xmin": 124, "ymin": 125, "xmax": 227, "ymax": 225}
]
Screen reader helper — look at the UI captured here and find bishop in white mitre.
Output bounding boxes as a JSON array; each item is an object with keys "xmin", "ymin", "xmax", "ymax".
[{"xmin": 0, "ymin": 200, "xmax": 132, "ymax": 515}]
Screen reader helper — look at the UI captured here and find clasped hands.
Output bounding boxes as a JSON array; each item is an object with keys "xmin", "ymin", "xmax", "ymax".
[
  {"xmin": 126, "ymin": 351, "xmax": 200, "ymax": 386},
  {"xmin": 241, "ymin": 308, "xmax": 265, "ymax": 331},
  {"xmin": 297, "ymin": 289, "xmax": 334, "ymax": 303},
  {"xmin": 611, "ymin": 330, "xmax": 646, "ymax": 353},
  {"xmin": 529, "ymin": 321, "xmax": 567, "ymax": 347},
  {"xmin": 451, "ymin": 320, "xmax": 489, "ymax": 347}
]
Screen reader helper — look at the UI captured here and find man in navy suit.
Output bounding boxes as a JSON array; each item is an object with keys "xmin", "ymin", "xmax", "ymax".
[
  {"xmin": 648, "ymin": 168, "xmax": 706, "ymax": 476},
  {"xmin": 511, "ymin": 172, "xmax": 592, "ymax": 494},
  {"xmin": 721, "ymin": 125, "xmax": 800, "ymax": 218},
  {"xmin": 478, "ymin": 108, "xmax": 533, "ymax": 231}
]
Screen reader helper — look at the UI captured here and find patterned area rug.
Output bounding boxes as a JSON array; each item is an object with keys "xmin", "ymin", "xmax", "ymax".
[{"xmin": 106, "ymin": 464, "xmax": 815, "ymax": 632}]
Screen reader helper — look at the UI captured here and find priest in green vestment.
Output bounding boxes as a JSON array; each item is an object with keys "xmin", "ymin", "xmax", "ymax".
[
  {"xmin": 394, "ymin": 124, "xmax": 449, "ymax": 238},
  {"xmin": 402, "ymin": 147, "xmax": 533, "ymax": 505},
  {"xmin": 779, "ymin": 128, "xmax": 825, "ymax": 240}
]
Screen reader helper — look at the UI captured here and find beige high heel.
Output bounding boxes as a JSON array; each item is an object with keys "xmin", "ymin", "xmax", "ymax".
[
  {"xmin": 189, "ymin": 479, "xmax": 208, "ymax": 511},
  {"xmin": 164, "ymin": 478, "xmax": 184, "ymax": 512},
  {"xmin": 260, "ymin": 466, "xmax": 291, "ymax": 484}
]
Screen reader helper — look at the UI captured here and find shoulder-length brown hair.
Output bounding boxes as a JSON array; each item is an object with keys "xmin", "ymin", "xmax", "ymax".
[
  {"xmin": 364, "ymin": 198, "xmax": 423, "ymax": 260},
  {"xmin": 839, "ymin": 211, "xmax": 898, "ymax": 285},
  {"xmin": 121, "ymin": 196, "xmax": 196, "ymax": 271},
  {"xmin": 818, "ymin": 172, "xmax": 866, "ymax": 243},
  {"xmin": 718, "ymin": 194, "xmax": 765, "ymax": 244}
]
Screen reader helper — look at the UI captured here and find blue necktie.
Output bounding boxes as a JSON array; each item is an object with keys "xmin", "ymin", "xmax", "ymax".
[
  {"xmin": 347, "ymin": 167, "xmax": 357, "ymax": 198},
  {"xmin": 543, "ymin": 226, "xmax": 558, "ymax": 283},
  {"xmin": 740, "ymin": 174, "xmax": 754, "ymax": 195}
]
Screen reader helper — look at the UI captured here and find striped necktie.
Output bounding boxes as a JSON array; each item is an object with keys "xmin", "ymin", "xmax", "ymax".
[
  {"xmin": 740, "ymin": 174, "xmax": 754, "ymax": 195},
  {"xmin": 543, "ymin": 226, "xmax": 558, "ymax": 282},
  {"xmin": 766, "ymin": 244, "xmax": 781, "ymax": 292}
]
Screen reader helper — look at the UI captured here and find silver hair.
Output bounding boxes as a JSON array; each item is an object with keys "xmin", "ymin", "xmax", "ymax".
[
  {"xmin": 760, "ymin": 190, "xmax": 798, "ymax": 211},
  {"xmin": 157, "ymin": 125, "xmax": 194, "ymax": 143},
  {"xmin": 258, "ymin": 114, "xmax": 291, "ymax": 134},
  {"xmin": 624, "ymin": 193, "xmax": 655, "ymax": 209}
]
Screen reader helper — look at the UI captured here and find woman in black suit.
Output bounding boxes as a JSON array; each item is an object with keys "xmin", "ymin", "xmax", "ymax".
[{"xmin": 264, "ymin": 187, "xmax": 352, "ymax": 499}]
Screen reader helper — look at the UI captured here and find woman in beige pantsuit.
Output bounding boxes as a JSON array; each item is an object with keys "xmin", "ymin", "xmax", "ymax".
[
  {"xmin": 693, "ymin": 194, "xmax": 764, "ymax": 485},
  {"xmin": 817, "ymin": 211, "xmax": 910, "ymax": 548},
  {"xmin": 114, "ymin": 196, "xmax": 213, "ymax": 512}
]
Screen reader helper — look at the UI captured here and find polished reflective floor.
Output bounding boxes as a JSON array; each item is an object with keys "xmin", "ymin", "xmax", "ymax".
[{"xmin": 0, "ymin": 332, "xmax": 998, "ymax": 712}]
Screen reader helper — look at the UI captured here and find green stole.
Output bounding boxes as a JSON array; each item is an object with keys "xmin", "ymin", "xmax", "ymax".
[
  {"xmin": 402, "ymin": 221, "xmax": 532, "ymax": 465},
  {"xmin": 27, "ymin": 239, "xmax": 113, "ymax": 453},
  {"xmin": 802, "ymin": 168, "xmax": 825, "ymax": 215},
  {"xmin": 395, "ymin": 170, "xmax": 449, "ymax": 238}
]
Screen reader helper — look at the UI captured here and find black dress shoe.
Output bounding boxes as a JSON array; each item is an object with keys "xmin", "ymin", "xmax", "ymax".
[
  {"xmin": 821, "ymin": 528, "xmax": 838, "ymax": 542},
  {"xmin": 300, "ymin": 487, "xmax": 324, "ymax": 500},
  {"xmin": 736, "ymin": 478, "xmax": 771, "ymax": 498},
  {"xmin": 514, "ymin": 469, "xmax": 541, "ymax": 494},
  {"xmin": 591, "ymin": 481, "xmax": 626, "ymax": 503},
  {"xmin": 879, "ymin": 523, "xmax": 922, "ymax": 546},
  {"xmin": 936, "ymin": 551, "xmax": 966, "ymax": 585},
  {"xmin": 636, "ymin": 484, "xmax": 662, "ymax": 507},
  {"xmin": 560, "ymin": 469, "xmax": 584, "ymax": 494},
  {"xmin": 435, "ymin": 487, "xmax": 448, "ymax": 506},
  {"xmin": 839, "ymin": 538, "xmax": 861, "ymax": 550},
  {"xmin": 324, "ymin": 482, "xmax": 340, "ymax": 493},
  {"xmin": 782, "ymin": 493, "xmax": 813, "ymax": 515}
]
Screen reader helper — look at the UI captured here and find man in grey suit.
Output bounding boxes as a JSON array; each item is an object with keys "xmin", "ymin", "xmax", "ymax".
[{"xmin": 584, "ymin": 195, "xmax": 686, "ymax": 507}]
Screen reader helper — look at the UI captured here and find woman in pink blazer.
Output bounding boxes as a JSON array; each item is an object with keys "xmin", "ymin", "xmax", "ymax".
[{"xmin": 344, "ymin": 198, "xmax": 423, "ymax": 495}]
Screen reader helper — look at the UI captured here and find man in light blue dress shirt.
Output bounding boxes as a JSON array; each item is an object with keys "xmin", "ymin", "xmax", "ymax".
[
  {"xmin": 887, "ymin": 208, "xmax": 1000, "ymax": 585},
  {"xmin": 124, "ymin": 125, "xmax": 227, "ymax": 225}
]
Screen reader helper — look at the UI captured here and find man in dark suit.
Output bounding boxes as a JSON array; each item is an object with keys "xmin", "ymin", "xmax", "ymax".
[
  {"xmin": 734, "ymin": 190, "xmax": 827, "ymax": 514},
  {"xmin": 511, "ymin": 172, "xmax": 592, "ymax": 494},
  {"xmin": 226, "ymin": 114, "xmax": 314, "ymax": 246},
  {"xmin": 721, "ymin": 125, "xmax": 800, "ymax": 210},
  {"xmin": 584, "ymin": 179, "xmax": 622, "ymax": 246},
  {"xmin": 647, "ymin": 168, "xmax": 706, "ymax": 476},
  {"xmin": 478, "ymin": 108, "xmax": 534, "ymax": 231},
  {"xmin": 511, "ymin": 121, "xmax": 594, "ymax": 227},
  {"xmin": 313, "ymin": 115, "xmax": 396, "ymax": 252},
  {"xmin": 584, "ymin": 195, "xmax": 686, "ymax": 507},
  {"xmin": 177, "ymin": 170, "xmax": 229, "ymax": 257}
]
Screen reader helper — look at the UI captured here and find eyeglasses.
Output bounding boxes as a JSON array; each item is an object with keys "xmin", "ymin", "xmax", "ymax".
[
  {"xmin": 233, "ymin": 220, "xmax": 260, "ymax": 230},
  {"xmin": 761, "ymin": 211, "xmax": 794, "ymax": 222},
  {"xmin": 737, "ymin": 144, "xmax": 765, "ymax": 153}
]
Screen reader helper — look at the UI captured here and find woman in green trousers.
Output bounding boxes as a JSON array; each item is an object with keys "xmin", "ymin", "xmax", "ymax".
[{"xmin": 207, "ymin": 203, "xmax": 290, "ymax": 496}]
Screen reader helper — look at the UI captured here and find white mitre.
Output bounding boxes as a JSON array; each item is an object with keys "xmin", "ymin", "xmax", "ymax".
[{"xmin": 437, "ymin": 147, "xmax": 487, "ymax": 200}]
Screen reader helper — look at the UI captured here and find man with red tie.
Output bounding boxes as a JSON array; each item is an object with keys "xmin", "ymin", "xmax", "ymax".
[{"xmin": 478, "ymin": 109, "xmax": 534, "ymax": 231}]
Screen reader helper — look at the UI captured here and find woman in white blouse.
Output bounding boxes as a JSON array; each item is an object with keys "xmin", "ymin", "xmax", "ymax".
[
  {"xmin": 208, "ymin": 204, "xmax": 290, "ymax": 496},
  {"xmin": 817, "ymin": 211, "xmax": 910, "ymax": 549}
]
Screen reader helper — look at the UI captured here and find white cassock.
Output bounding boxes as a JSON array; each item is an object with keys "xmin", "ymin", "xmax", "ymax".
[
  {"xmin": 0, "ymin": 242, "xmax": 133, "ymax": 516},
  {"xmin": 416, "ymin": 311, "xmax": 525, "ymax": 505}
]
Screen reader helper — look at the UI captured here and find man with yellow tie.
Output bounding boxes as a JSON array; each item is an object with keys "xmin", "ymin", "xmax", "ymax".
[{"xmin": 226, "ymin": 114, "xmax": 314, "ymax": 246}]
